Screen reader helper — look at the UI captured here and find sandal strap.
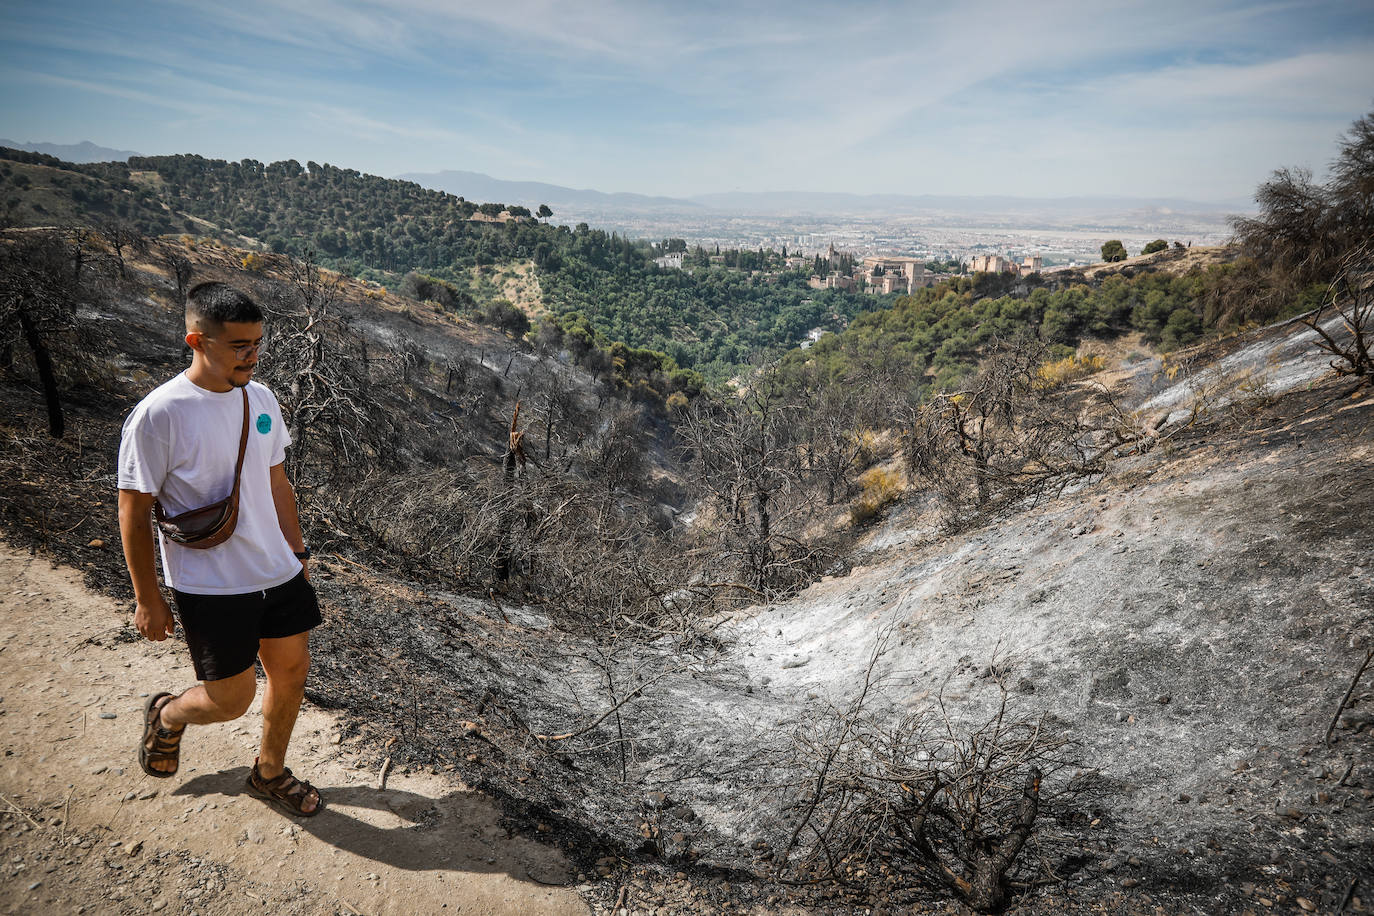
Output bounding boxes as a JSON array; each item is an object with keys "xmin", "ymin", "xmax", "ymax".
[
  {"xmin": 257, "ymin": 766, "xmax": 316, "ymax": 799},
  {"xmin": 145, "ymin": 702, "xmax": 184, "ymax": 756},
  {"xmin": 149, "ymin": 700, "xmax": 184, "ymax": 734}
]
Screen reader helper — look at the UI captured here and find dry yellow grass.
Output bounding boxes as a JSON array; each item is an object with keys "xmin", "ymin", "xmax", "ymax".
[
  {"xmin": 1038, "ymin": 353, "xmax": 1106, "ymax": 388},
  {"xmin": 850, "ymin": 466, "xmax": 904, "ymax": 525},
  {"xmin": 473, "ymin": 259, "xmax": 544, "ymax": 317}
]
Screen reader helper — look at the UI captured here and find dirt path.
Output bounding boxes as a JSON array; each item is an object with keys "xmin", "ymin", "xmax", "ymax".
[{"xmin": 0, "ymin": 542, "xmax": 589, "ymax": 916}]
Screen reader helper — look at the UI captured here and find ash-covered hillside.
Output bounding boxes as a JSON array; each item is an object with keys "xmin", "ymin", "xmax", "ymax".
[{"xmin": 715, "ymin": 323, "xmax": 1374, "ymax": 913}]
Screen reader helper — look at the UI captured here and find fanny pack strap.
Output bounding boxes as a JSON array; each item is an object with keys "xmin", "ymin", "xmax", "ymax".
[
  {"xmin": 229, "ymin": 385, "xmax": 249, "ymax": 496},
  {"xmin": 151, "ymin": 385, "xmax": 253, "ymax": 546}
]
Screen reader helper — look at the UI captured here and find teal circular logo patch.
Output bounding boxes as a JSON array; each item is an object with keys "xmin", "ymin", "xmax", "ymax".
[{"xmin": 256, "ymin": 413, "xmax": 272, "ymax": 434}]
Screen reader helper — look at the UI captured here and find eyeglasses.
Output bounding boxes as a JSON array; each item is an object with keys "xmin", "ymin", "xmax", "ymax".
[{"xmin": 203, "ymin": 335, "xmax": 268, "ymax": 361}]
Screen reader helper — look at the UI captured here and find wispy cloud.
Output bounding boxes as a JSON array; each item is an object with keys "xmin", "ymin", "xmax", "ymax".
[
  {"xmin": 1, "ymin": 0, "xmax": 1370, "ymax": 198},
  {"xmin": 1081, "ymin": 46, "xmax": 1374, "ymax": 117},
  {"xmin": 5, "ymin": 68, "xmax": 208, "ymax": 115},
  {"xmin": 306, "ymin": 106, "xmax": 467, "ymax": 146}
]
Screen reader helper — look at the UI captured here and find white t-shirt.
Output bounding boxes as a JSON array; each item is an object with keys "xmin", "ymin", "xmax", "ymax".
[{"xmin": 118, "ymin": 372, "xmax": 301, "ymax": 595}]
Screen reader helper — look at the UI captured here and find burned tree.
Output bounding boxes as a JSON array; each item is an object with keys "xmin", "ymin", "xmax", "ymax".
[
  {"xmin": 1303, "ymin": 245, "xmax": 1373, "ymax": 383},
  {"xmin": 64, "ymin": 225, "xmax": 96, "ymax": 284},
  {"xmin": 905, "ymin": 337, "xmax": 1043, "ymax": 513},
  {"xmin": 1225, "ymin": 108, "xmax": 1374, "ymax": 326},
  {"xmin": 97, "ymin": 219, "xmax": 143, "ymax": 280},
  {"xmin": 1233, "ymin": 109, "xmax": 1374, "ymax": 291},
  {"xmin": 905, "ymin": 336, "xmax": 1141, "ymax": 523},
  {"xmin": 531, "ymin": 362, "xmax": 582, "ymax": 462},
  {"xmin": 789, "ymin": 365, "xmax": 887, "ymax": 506},
  {"xmin": 161, "ymin": 247, "xmax": 194, "ymax": 303},
  {"xmin": 582, "ymin": 403, "xmax": 648, "ymax": 499},
  {"xmin": 492, "ymin": 402, "xmax": 528, "ymax": 581},
  {"xmin": 252, "ymin": 251, "xmax": 388, "ymax": 509},
  {"xmin": 0, "ymin": 231, "xmax": 82, "ymax": 438},
  {"xmin": 770, "ymin": 646, "xmax": 1087, "ymax": 912},
  {"xmin": 680, "ymin": 379, "xmax": 821, "ymax": 596}
]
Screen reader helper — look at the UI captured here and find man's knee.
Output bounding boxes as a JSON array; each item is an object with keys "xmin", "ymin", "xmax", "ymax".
[
  {"xmin": 262, "ymin": 642, "xmax": 310, "ymax": 689},
  {"xmin": 275, "ymin": 653, "xmax": 309, "ymax": 687},
  {"xmin": 204, "ymin": 671, "xmax": 256, "ymax": 720}
]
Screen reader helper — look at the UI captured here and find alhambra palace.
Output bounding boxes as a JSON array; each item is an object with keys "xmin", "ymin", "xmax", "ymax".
[{"xmin": 809, "ymin": 245, "xmax": 1044, "ymax": 294}]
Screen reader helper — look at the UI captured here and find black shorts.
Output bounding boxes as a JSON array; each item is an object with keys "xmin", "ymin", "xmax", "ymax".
[{"xmin": 172, "ymin": 571, "xmax": 322, "ymax": 681}]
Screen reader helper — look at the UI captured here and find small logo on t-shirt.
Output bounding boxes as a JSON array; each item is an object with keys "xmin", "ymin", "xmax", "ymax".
[{"xmin": 256, "ymin": 413, "xmax": 272, "ymax": 434}]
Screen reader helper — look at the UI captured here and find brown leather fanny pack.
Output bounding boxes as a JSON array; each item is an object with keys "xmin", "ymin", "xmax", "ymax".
[{"xmin": 153, "ymin": 386, "xmax": 250, "ymax": 549}]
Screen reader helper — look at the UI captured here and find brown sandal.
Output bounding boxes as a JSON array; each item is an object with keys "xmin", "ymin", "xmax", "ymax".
[
  {"xmin": 246, "ymin": 758, "xmax": 323, "ymax": 817},
  {"xmin": 138, "ymin": 692, "xmax": 185, "ymax": 779}
]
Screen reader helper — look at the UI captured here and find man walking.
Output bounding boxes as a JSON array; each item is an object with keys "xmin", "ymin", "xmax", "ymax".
[{"xmin": 118, "ymin": 281, "xmax": 321, "ymax": 816}]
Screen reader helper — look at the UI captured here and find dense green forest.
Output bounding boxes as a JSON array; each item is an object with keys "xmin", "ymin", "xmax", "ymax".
[
  {"xmin": 540, "ymin": 246, "xmax": 869, "ymax": 379},
  {"xmin": 0, "ymin": 148, "xmax": 877, "ymax": 378},
  {"xmin": 781, "ymin": 263, "xmax": 1324, "ymax": 393}
]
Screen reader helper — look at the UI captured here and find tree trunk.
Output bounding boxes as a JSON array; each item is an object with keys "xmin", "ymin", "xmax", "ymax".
[
  {"xmin": 493, "ymin": 408, "xmax": 525, "ymax": 581},
  {"xmin": 70, "ymin": 237, "xmax": 84, "ymax": 283},
  {"xmin": 543, "ymin": 400, "xmax": 554, "ymax": 462},
  {"xmin": 17, "ymin": 305, "xmax": 64, "ymax": 438},
  {"xmin": 753, "ymin": 487, "xmax": 772, "ymax": 589},
  {"xmin": 963, "ymin": 768, "xmax": 1040, "ymax": 912}
]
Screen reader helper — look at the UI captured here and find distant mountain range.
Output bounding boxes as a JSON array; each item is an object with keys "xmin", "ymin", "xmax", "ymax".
[
  {"xmin": 0, "ymin": 139, "xmax": 141, "ymax": 163},
  {"xmin": 2, "ymin": 139, "xmax": 1246, "ymax": 219},
  {"xmin": 394, "ymin": 169, "xmax": 696, "ymax": 213},
  {"xmin": 399, "ymin": 169, "xmax": 1250, "ymax": 217}
]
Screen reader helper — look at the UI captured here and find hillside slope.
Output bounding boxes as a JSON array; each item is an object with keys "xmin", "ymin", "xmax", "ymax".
[{"xmin": 695, "ymin": 324, "xmax": 1374, "ymax": 911}]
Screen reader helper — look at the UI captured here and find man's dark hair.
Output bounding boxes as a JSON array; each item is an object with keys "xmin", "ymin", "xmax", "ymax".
[{"xmin": 185, "ymin": 282, "xmax": 263, "ymax": 332}]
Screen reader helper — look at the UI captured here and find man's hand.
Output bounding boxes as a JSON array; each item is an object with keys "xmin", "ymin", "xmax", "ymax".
[
  {"xmin": 120, "ymin": 488, "xmax": 172, "ymax": 641},
  {"xmin": 299, "ymin": 557, "xmax": 310, "ymax": 582},
  {"xmin": 134, "ymin": 592, "xmax": 175, "ymax": 641}
]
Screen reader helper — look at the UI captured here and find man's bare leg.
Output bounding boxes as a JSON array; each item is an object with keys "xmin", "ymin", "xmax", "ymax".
[
  {"xmin": 147, "ymin": 667, "xmax": 256, "ymax": 774},
  {"xmin": 255, "ymin": 632, "xmax": 318, "ymax": 812}
]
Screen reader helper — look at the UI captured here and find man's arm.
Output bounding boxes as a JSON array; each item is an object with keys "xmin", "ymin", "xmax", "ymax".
[
  {"xmin": 269, "ymin": 462, "xmax": 308, "ymax": 579},
  {"xmin": 118, "ymin": 488, "xmax": 175, "ymax": 641}
]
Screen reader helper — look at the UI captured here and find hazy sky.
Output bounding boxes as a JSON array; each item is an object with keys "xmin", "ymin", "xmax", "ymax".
[{"xmin": 1, "ymin": 0, "xmax": 1371, "ymax": 201}]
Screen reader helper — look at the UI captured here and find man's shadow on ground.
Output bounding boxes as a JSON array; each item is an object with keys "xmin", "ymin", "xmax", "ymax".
[{"xmin": 174, "ymin": 767, "xmax": 573, "ymax": 886}]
